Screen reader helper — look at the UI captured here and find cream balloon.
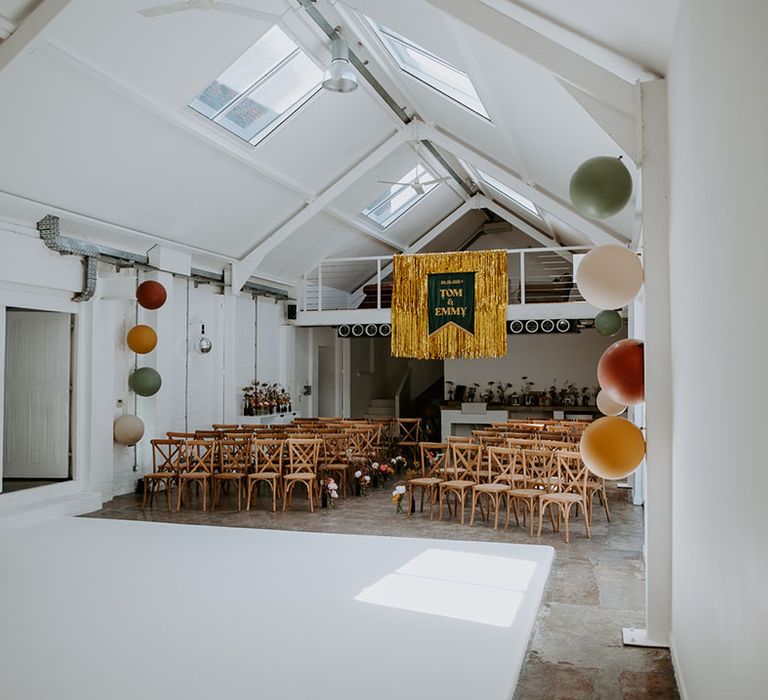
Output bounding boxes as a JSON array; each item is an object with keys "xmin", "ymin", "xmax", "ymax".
[
  {"xmin": 576, "ymin": 245, "xmax": 643, "ymax": 310},
  {"xmin": 596, "ymin": 390, "xmax": 627, "ymax": 416},
  {"xmin": 113, "ymin": 415, "xmax": 145, "ymax": 446}
]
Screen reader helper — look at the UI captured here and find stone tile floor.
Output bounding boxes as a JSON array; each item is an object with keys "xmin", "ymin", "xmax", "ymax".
[{"xmin": 87, "ymin": 483, "xmax": 679, "ymax": 699}]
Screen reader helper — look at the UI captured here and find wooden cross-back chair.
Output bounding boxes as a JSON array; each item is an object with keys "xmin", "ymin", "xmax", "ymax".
[
  {"xmin": 247, "ymin": 439, "xmax": 285, "ymax": 512},
  {"xmin": 438, "ymin": 442, "xmax": 481, "ymax": 524},
  {"xmin": 539, "ymin": 439, "xmax": 573, "ymax": 451},
  {"xmin": 507, "ymin": 449, "xmax": 555, "ymax": 534},
  {"xmin": 166, "ymin": 431, "xmax": 195, "ymax": 441},
  {"xmin": 395, "ymin": 418, "xmax": 420, "ymax": 459},
  {"xmin": 177, "ymin": 440, "xmax": 216, "ymax": 511},
  {"xmin": 346, "ymin": 426, "xmax": 375, "ymax": 461},
  {"xmin": 319, "ymin": 432, "xmax": 351, "ymax": 497},
  {"xmin": 469, "ymin": 446, "xmax": 521, "ymax": 530},
  {"xmin": 406, "ymin": 442, "xmax": 448, "ymax": 518},
  {"xmin": 282, "ymin": 438, "xmax": 321, "ymax": 512},
  {"xmin": 142, "ymin": 439, "xmax": 182, "ymax": 510},
  {"xmin": 211, "ymin": 439, "xmax": 251, "ymax": 511},
  {"xmin": 212, "ymin": 424, "xmax": 239, "ymax": 431},
  {"xmin": 194, "ymin": 430, "xmax": 219, "ymax": 440},
  {"xmin": 537, "ymin": 450, "xmax": 591, "ymax": 543},
  {"xmin": 506, "ymin": 437, "xmax": 538, "ymax": 451}
]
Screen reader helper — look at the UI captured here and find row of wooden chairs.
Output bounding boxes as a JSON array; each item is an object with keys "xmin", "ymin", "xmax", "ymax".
[{"xmin": 407, "ymin": 440, "xmax": 608, "ymax": 543}]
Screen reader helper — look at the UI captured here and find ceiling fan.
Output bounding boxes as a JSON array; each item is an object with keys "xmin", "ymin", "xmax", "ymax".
[
  {"xmin": 138, "ymin": 0, "xmax": 280, "ymax": 20},
  {"xmin": 377, "ymin": 177, "xmax": 452, "ymax": 195}
]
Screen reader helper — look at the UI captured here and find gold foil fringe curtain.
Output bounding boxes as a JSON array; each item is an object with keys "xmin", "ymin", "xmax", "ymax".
[{"xmin": 391, "ymin": 250, "xmax": 508, "ymax": 359}]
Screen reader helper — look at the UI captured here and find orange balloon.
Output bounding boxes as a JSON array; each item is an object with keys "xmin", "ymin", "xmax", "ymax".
[
  {"xmin": 126, "ymin": 325, "xmax": 157, "ymax": 354},
  {"xmin": 598, "ymin": 338, "xmax": 644, "ymax": 405},
  {"xmin": 580, "ymin": 416, "xmax": 645, "ymax": 480}
]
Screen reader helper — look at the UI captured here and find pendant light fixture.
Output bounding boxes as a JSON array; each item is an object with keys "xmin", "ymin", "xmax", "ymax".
[{"xmin": 322, "ymin": 36, "xmax": 358, "ymax": 93}]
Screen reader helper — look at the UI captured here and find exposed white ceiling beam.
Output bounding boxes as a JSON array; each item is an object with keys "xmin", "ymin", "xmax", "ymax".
[
  {"xmin": 423, "ymin": 0, "xmax": 651, "ymax": 116},
  {"xmin": 419, "ymin": 123, "xmax": 628, "ymax": 246},
  {"xmin": 0, "ymin": 15, "xmax": 17, "ymax": 40},
  {"xmin": 232, "ymin": 126, "xmax": 415, "ymax": 290},
  {"xmin": 351, "ymin": 196, "xmax": 478, "ymax": 297},
  {"xmin": 325, "ymin": 206, "xmax": 405, "ymax": 251},
  {"xmin": 0, "ymin": 0, "xmax": 71, "ymax": 73},
  {"xmin": 558, "ymin": 79, "xmax": 641, "ymax": 166}
]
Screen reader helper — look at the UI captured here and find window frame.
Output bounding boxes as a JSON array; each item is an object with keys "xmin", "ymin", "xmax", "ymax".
[{"xmin": 361, "ymin": 164, "xmax": 441, "ymax": 229}]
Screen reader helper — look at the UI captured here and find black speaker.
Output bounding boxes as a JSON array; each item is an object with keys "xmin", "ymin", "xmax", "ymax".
[
  {"xmin": 337, "ymin": 323, "xmax": 392, "ymax": 338},
  {"xmin": 507, "ymin": 319, "xmax": 581, "ymax": 335},
  {"xmin": 286, "ymin": 303, "xmax": 297, "ymax": 320}
]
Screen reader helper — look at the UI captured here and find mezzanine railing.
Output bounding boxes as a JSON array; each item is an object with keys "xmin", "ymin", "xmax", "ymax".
[{"xmin": 300, "ymin": 246, "xmax": 592, "ymax": 312}]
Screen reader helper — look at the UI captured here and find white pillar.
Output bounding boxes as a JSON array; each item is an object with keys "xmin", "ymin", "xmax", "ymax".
[{"xmin": 637, "ymin": 78, "xmax": 673, "ymax": 646}]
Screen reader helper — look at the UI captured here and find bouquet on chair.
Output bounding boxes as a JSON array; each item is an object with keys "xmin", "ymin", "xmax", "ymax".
[
  {"xmin": 391, "ymin": 482, "xmax": 407, "ymax": 514},
  {"xmin": 321, "ymin": 477, "xmax": 339, "ymax": 509}
]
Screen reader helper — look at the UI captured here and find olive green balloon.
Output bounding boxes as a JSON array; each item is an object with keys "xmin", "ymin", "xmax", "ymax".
[
  {"xmin": 130, "ymin": 367, "xmax": 162, "ymax": 397},
  {"xmin": 595, "ymin": 310, "xmax": 623, "ymax": 337},
  {"xmin": 569, "ymin": 156, "xmax": 633, "ymax": 219}
]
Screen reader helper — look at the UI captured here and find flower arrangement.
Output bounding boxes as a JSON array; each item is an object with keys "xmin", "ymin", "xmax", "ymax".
[
  {"xmin": 242, "ymin": 380, "xmax": 291, "ymax": 416},
  {"xmin": 391, "ymin": 482, "xmax": 407, "ymax": 514},
  {"xmin": 389, "ymin": 455, "xmax": 407, "ymax": 474},
  {"xmin": 354, "ymin": 469, "xmax": 372, "ymax": 497},
  {"xmin": 321, "ymin": 477, "xmax": 339, "ymax": 508}
]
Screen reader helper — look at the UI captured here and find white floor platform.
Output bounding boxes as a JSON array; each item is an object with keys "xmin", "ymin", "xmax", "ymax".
[{"xmin": 0, "ymin": 518, "xmax": 553, "ymax": 700}]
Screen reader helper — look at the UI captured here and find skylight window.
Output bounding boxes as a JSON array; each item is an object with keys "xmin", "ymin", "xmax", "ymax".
[
  {"xmin": 368, "ymin": 19, "xmax": 490, "ymax": 120},
  {"xmin": 362, "ymin": 165, "xmax": 439, "ymax": 227},
  {"xmin": 189, "ymin": 26, "xmax": 323, "ymax": 145},
  {"xmin": 477, "ymin": 169, "xmax": 541, "ymax": 218}
]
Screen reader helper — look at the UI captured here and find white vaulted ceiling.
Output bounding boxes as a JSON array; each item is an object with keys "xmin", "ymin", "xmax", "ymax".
[{"xmin": 0, "ymin": 0, "xmax": 679, "ymax": 289}]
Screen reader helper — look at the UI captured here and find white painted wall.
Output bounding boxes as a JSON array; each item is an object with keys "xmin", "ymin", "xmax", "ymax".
[
  {"xmin": 667, "ymin": 2, "xmax": 768, "ymax": 696},
  {"xmin": 445, "ymin": 328, "xmax": 624, "ymax": 397},
  {"xmin": 0, "ymin": 218, "xmax": 284, "ymax": 505}
]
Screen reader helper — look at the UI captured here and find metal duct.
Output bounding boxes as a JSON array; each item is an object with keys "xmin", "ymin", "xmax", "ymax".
[{"xmin": 37, "ymin": 214, "xmax": 101, "ymax": 302}]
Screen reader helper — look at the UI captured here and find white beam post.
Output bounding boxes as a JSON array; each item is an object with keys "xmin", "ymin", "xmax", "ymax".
[
  {"xmin": 631, "ymin": 79, "xmax": 673, "ymax": 648},
  {"xmin": 231, "ymin": 127, "xmax": 414, "ymax": 290},
  {"xmin": 420, "ymin": 125, "xmax": 628, "ymax": 246}
]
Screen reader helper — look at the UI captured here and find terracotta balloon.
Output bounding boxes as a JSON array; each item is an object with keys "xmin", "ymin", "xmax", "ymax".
[
  {"xmin": 136, "ymin": 281, "xmax": 167, "ymax": 310},
  {"xmin": 576, "ymin": 245, "xmax": 643, "ymax": 310},
  {"xmin": 126, "ymin": 325, "xmax": 157, "ymax": 354},
  {"xmin": 130, "ymin": 367, "xmax": 162, "ymax": 397},
  {"xmin": 596, "ymin": 390, "xmax": 626, "ymax": 416},
  {"xmin": 580, "ymin": 416, "xmax": 645, "ymax": 479},
  {"xmin": 598, "ymin": 338, "xmax": 644, "ymax": 405},
  {"xmin": 113, "ymin": 415, "xmax": 145, "ymax": 446},
  {"xmin": 569, "ymin": 156, "xmax": 633, "ymax": 219}
]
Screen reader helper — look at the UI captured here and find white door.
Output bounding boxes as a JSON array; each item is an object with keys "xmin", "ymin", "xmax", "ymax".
[
  {"xmin": 317, "ymin": 346, "xmax": 336, "ymax": 418},
  {"xmin": 3, "ymin": 310, "xmax": 71, "ymax": 479}
]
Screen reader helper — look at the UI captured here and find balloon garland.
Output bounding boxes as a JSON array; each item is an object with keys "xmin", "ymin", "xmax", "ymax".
[
  {"xmin": 114, "ymin": 415, "xmax": 145, "ymax": 446},
  {"xmin": 115, "ymin": 280, "xmax": 167, "ymax": 445},
  {"xmin": 580, "ymin": 417, "xmax": 646, "ymax": 479},
  {"xmin": 569, "ymin": 156, "xmax": 633, "ymax": 220}
]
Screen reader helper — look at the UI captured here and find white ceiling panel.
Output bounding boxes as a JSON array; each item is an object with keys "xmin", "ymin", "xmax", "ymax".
[
  {"xmin": 254, "ymin": 88, "xmax": 396, "ymax": 193},
  {"xmin": 0, "ymin": 48, "xmax": 304, "ymax": 258}
]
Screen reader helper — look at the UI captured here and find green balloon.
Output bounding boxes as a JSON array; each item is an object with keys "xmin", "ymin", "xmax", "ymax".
[
  {"xmin": 569, "ymin": 156, "xmax": 633, "ymax": 219},
  {"xmin": 130, "ymin": 367, "xmax": 162, "ymax": 397},
  {"xmin": 595, "ymin": 310, "xmax": 623, "ymax": 337}
]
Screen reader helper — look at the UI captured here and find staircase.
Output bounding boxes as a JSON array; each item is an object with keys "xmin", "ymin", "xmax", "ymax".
[{"xmin": 364, "ymin": 398, "xmax": 395, "ymax": 419}]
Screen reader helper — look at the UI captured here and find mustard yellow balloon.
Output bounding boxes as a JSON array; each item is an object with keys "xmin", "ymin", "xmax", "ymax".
[
  {"xmin": 126, "ymin": 325, "xmax": 157, "ymax": 354},
  {"xmin": 579, "ymin": 416, "xmax": 645, "ymax": 480}
]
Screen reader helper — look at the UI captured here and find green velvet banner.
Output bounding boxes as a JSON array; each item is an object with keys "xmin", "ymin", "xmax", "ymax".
[{"xmin": 427, "ymin": 271, "xmax": 475, "ymax": 336}]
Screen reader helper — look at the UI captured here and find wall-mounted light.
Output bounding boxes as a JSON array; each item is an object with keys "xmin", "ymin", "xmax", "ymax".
[
  {"xmin": 195, "ymin": 323, "xmax": 212, "ymax": 354},
  {"xmin": 323, "ymin": 37, "xmax": 358, "ymax": 93}
]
